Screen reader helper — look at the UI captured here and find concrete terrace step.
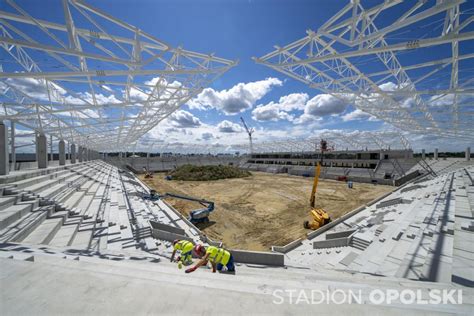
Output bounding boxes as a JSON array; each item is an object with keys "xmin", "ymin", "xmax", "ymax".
[
  {"xmin": 11, "ymin": 169, "xmax": 72, "ymax": 190},
  {"xmin": 22, "ymin": 176, "xmax": 71, "ymax": 195},
  {"xmin": 0, "ymin": 165, "xmax": 70, "ymax": 185},
  {"xmin": 2, "ymin": 257, "xmax": 469, "ymax": 316},
  {"xmin": 62, "ymin": 191, "xmax": 86, "ymax": 210},
  {"xmin": 21, "ymin": 217, "xmax": 63, "ymax": 245},
  {"xmin": 0, "ymin": 202, "xmax": 37, "ymax": 230},
  {"xmin": 14, "ymin": 249, "xmax": 470, "ymax": 310},
  {"xmin": 48, "ymin": 216, "xmax": 83, "ymax": 247},
  {"xmin": 0, "ymin": 196, "xmax": 18, "ymax": 208},
  {"xmin": 0, "ymin": 207, "xmax": 51, "ymax": 243}
]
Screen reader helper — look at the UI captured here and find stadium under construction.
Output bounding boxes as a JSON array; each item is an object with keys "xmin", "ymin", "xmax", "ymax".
[{"xmin": 0, "ymin": 0, "xmax": 473, "ymax": 315}]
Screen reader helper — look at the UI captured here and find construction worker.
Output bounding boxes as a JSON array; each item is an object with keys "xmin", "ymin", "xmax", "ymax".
[
  {"xmin": 185, "ymin": 244, "xmax": 235, "ymax": 274},
  {"xmin": 171, "ymin": 239, "xmax": 194, "ymax": 266}
]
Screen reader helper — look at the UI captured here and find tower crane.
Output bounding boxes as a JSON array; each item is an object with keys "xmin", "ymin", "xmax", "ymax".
[{"xmin": 240, "ymin": 117, "xmax": 254, "ymax": 154}]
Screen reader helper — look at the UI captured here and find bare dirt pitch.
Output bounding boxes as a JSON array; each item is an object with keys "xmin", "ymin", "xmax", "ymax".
[{"xmin": 140, "ymin": 172, "xmax": 393, "ymax": 251}]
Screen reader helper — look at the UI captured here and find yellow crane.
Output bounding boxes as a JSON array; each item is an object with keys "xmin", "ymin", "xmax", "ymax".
[{"xmin": 303, "ymin": 140, "xmax": 331, "ymax": 230}]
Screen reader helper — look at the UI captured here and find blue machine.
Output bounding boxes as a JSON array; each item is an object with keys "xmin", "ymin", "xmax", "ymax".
[
  {"xmin": 142, "ymin": 190, "xmax": 214, "ymax": 224},
  {"xmin": 163, "ymin": 193, "xmax": 215, "ymax": 224},
  {"xmin": 142, "ymin": 189, "xmax": 161, "ymax": 201}
]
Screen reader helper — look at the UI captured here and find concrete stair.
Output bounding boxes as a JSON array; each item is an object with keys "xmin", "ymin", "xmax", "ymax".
[
  {"xmin": 0, "ymin": 247, "xmax": 471, "ymax": 315},
  {"xmin": 21, "ymin": 217, "xmax": 63, "ymax": 245},
  {"xmin": 0, "ymin": 201, "xmax": 38, "ymax": 230}
]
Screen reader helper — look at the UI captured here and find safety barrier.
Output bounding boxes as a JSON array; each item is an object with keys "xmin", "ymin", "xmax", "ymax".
[
  {"xmin": 271, "ymin": 238, "xmax": 302, "ymax": 254},
  {"xmin": 151, "ymin": 229, "xmax": 193, "ymax": 243},
  {"xmin": 230, "ymin": 249, "xmax": 284, "ymax": 266},
  {"xmin": 149, "ymin": 220, "xmax": 186, "ymax": 235},
  {"xmin": 312, "ymin": 237, "xmax": 350, "ymax": 249}
]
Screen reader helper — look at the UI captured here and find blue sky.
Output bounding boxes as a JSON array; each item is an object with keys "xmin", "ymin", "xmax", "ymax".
[{"xmin": 1, "ymin": 0, "xmax": 473, "ymax": 152}]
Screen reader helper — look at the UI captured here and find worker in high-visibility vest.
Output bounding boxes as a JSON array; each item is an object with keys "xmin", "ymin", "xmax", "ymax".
[
  {"xmin": 185, "ymin": 244, "xmax": 235, "ymax": 273},
  {"xmin": 171, "ymin": 239, "xmax": 194, "ymax": 266}
]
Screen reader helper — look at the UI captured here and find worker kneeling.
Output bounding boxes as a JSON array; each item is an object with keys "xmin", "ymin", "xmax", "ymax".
[
  {"xmin": 171, "ymin": 239, "xmax": 194, "ymax": 266},
  {"xmin": 185, "ymin": 244, "xmax": 235, "ymax": 274}
]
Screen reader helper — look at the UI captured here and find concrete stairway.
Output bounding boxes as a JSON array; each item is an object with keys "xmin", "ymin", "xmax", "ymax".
[
  {"xmin": 0, "ymin": 161, "xmax": 118, "ymax": 250},
  {"xmin": 286, "ymin": 166, "xmax": 474, "ymax": 287},
  {"xmin": 0, "ymin": 242, "xmax": 471, "ymax": 315}
]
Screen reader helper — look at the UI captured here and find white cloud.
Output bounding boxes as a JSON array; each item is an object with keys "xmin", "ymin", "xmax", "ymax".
[
  {"xmin": 252, "ymin": 93, "xmax": 308, "ymax": 122},
  {"xmin": 201, "ymin": 132, "xmax": 214, "ymax": 140},
  {"xmin": 188, "ymin": 77, "xmax": 282, "ymax": 115},
  {"xmin": 5, "ymin": 77, "xmax": 66, "ymax": 101},
  {"xmin": 167, "ymin": 110, "xmax": 202, "ymax": 128},
  {"xmin": 295, "ymin": 94, "xmax": 347, "ymax": 124},
  {"xmin": 252, "ymin": 105, "xmax": 294, "ymax": 121},
  {"xmin": 217, "ymin": 120, "xmax": 243, "ymax": 133},
  {"xmin": 304, "ymin": 94, "xmax": 347, "ymax": 116},
  {"xmin": 342, "ymin": 109, "xmax": 379, "ymax": 122}
]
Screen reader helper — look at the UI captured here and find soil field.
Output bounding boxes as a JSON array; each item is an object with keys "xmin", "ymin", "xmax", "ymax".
[{"xmin": 140, "ymin": 172, "xmax": 393, "ymax": 251}]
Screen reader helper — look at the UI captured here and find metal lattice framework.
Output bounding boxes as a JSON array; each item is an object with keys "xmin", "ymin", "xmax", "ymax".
[
  {"xmin": 232, "ymin": 130, "xmax": 411, "ymax": 154},
  {"xmin": 0, "ymin": 0, "xmax": 236, "ymax": 150},
  {"xmin": 255, "ymin": 0, "xmax": 474, "ymax": 140}
]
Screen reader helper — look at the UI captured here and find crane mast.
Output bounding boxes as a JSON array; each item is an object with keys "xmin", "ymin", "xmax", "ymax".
[{"xmin": 240, "ymin": 117, "xmax": 254, "ymax": 154}]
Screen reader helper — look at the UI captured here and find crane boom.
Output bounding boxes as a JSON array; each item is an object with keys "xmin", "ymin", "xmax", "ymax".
[
  {"xmin": 310, "ymin": 163, "xmax": 321, "ymax": 208},
  {"xmin": 240, "ymin": 116, "xmax": 254, "ymax": 154},
  {"xmin": 240, "ymin": 117, "xmax": 251, "ymax": 134}
]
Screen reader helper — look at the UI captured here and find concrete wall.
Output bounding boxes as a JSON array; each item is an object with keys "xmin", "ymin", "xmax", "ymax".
[
  {"xmin": 376, "ymin": 197, "xmax": 412, "ymax": 209},
  {"xmin": 151, "ymin": 229, "xmax": 193, "ymax": 243},
  {"xmin": 149, "ymin": 220, "xmax": 185, "ymax": 235},
  {"xmin": 271, "ymin": 238, "xmax": 303, "ymax": 254},
  {"xmin": 313, "ymin": 237, "xmax": 350, "ymax": 249},
  {"xmin": 325, "ymin": 229, "xmax": 356, "ymax": 240},
  {"xmin": 230, "ymin": 249, "xmax": 284, "ymax": 266},
  {"xmin": 394, "ymin": 170, "xmax": 420, "ymax": 186}
]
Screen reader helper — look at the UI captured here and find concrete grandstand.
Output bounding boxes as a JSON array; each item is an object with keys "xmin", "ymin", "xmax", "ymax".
[{"xmin": 1, "ymin": 0, "xmax": 474, "ymax": 315}]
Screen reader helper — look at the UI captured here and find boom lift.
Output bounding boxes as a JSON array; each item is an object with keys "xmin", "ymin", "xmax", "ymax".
[
  {"xmin": 163, "ymin": 193, "xmax": 215, "ymax": 224},
  {"xmin": 304, "ymin": 139, "xmax": 331, "ymax": 230},
  {"xmin": 142, "ymin": 190, "xmax": 214, "ymax": 224}
]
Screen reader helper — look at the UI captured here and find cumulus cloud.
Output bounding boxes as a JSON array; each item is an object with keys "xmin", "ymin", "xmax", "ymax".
[
  {"xmin": 427, "ymin": 94, "xmax": 470, "ymax": 107},
  {"xmin": 167, "ymin": 110, "xmax": 202, "ymax": 128},
  {"xmin": 252, "ymin": 93, "xmax": 308, "ymax": 122},
  {"xmin": 342, "ymin": 109, "xmax": 378, "ymax": 122},
  {"xmin": 188, "ymin": 77, "xmax": 282, "ymax": 115},
  {"xmin": 201, "ymin": 132, "xmax": 214, "ymax": 140},
  {"xmin": 305, "ymin": 94, "xmax": 347, "ymax": 116},
  {"xmin": 217, "ymin": 120, "xmax": 243, "ymax": 133},
  {"xmin": 295, "ymin": 94, "xmax": 347, "ymax": 124},
  {"xmin": 4, "ymin": 77, "xmax": 66, "ymax": 101},
  {"xmin": 252, "ymin": 106, "xmax": 294, "ymax": 121}
]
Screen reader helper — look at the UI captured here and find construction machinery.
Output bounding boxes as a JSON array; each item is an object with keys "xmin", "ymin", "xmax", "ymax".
[
  {"xmin": 304, "ymin": 140, "xmax": 331, "ymax": 230},
  {"xmin": 240, "ymin": 117, "xmax": 254, "ymax": 154},
  {"xmin": 142, "ymin": 190, "xmax": 215, "ymax": 224},
  {"xmin": 143, "ymin": 167, "xmax": 153, "ymax": 178},
  {"xmin": 143, "ymin": 189, "xmax": 160, "ymax": 201},
  {"xmin": 164, "ymin": 193, "xmax": 215, "ymax": 224}
]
